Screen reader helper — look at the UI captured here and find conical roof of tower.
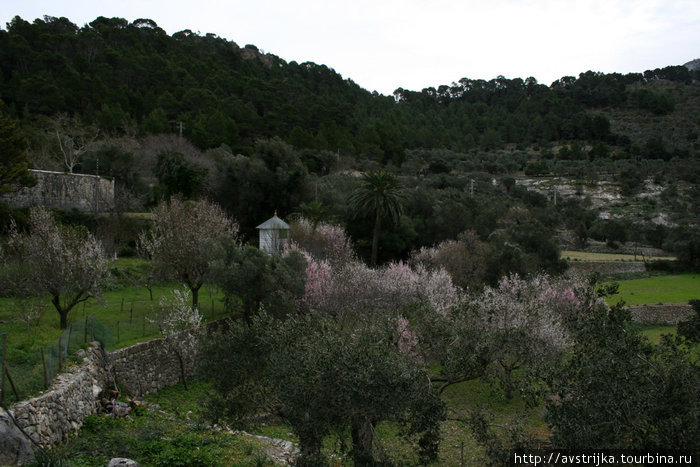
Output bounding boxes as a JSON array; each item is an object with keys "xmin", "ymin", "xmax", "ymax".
[{"xmin": 256, "ymin": 211, "xmax": 290, "ymax": 230}]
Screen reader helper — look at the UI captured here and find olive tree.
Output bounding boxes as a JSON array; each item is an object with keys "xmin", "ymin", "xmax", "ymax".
[
  {"xmin": 138, "ymin": 198, "xmax": 237, "ymax": 308},
  {"xmin": 546, "ymin": 302, "xmax": 700, "ymax": 451},
  {"xmin": 210, "ymin": 241, "xmax": 307, "ymax": 323},
  {"xmin": 1, "ymin": 208, "xmax": 108, "ymax": 329},
  {"xmin": 199, "ymin": 312, "xmax": 445, "ymax": 466}
]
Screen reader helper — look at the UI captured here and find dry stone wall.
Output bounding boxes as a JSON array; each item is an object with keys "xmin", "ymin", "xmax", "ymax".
[
  {"xmin": 567, "ymin": 261, "xmax": 647, "ymax": 275},
  {"xmin": 107, "ymin": 334, "xmax": 197, "ymax": 398},
  {"xmin": 629, "ymin": 303, "xmax": 694, "ymax": 324},
  {"xmin": 9, "ymin": 344, "xmax": 109, "ymax": 448},
  {"xmin": 6, "ymin": 321, "xmax": 224, "ymax": 457},
  {"xmin": 0, "ymin": 169, "xmax": 115, "ymax": 212}
]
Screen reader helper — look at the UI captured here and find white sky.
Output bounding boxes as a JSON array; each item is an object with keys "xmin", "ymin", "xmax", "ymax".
[{"xmin": 2, "ymin": 0, "xmax": 699, "ymax": 95}]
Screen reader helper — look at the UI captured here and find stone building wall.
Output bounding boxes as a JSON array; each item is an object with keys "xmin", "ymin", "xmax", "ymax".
[{"xmin": 0, "ymin": 169, "xmax": 115, "ymax": 212}]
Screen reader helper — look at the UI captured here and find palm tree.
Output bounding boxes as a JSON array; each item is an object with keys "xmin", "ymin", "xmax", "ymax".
[{"xmin": 348, "ymin": 171, "xmax": 404, "ymax": 265}]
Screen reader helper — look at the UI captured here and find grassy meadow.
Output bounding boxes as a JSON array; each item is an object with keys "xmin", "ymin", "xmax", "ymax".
[
  {"xmin": 608, "ymin": 274, "xmax": 699, "ymax": 306},
  {"xmin": 0, "ymin": 257, "xmax": 227, "ymax": 403}
]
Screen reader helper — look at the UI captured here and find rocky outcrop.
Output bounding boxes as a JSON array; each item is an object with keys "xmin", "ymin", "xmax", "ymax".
[{"xmin": 0, "ymin": 409, "xmax": 35, "ymax": 466}]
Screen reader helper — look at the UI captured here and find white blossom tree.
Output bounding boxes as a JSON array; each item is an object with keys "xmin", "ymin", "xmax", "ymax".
[
  {"xmin": 289, "ymin": 217, "xmax": 355, "ymax": 268},
  {"xmin": 424, "ymin": 273, "xmax": 580, "ymax": 397},
  {"xmin": 2, "ymin": 208, "xmax": 109, "ymax": 329},
  {"xmin": 154, "ymin": 287, "xmax": 202, "ymax": 390},
  {"xmin": 472, "ymin": 274, "xmax": 571, "ymax": 398},
  {"xmin": 138, "ymin": 198, "xmax": 238, "ymax": 308}
]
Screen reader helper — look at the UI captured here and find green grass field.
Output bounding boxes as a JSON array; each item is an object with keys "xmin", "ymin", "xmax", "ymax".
[
  {"xmin": 0, "ymin": 257, "xmax": 227, "ymax": 403},
  {"xmin": 607, "ymin": 274, "xmax": 699, "ymax": 306}
]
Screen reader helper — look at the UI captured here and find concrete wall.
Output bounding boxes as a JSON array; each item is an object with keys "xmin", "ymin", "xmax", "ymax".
[{"xmin": 0, "ymin": 169, "xmax": 115, "ymax": 212}]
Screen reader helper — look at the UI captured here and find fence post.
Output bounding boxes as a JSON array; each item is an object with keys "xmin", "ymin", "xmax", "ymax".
[
  {"xmin": 130, "ymin": 303, "xmax": 134, "ymax": 324},
  {"xmin": 1, "ymin": 333, "xmax": 6, "ymax": 405},
  {"xmin": 5, "ymin": 366, "xmax": 20, "ymax": 401},
  {"xmin": 58, "ymin": 336, "xmax": 63, "ymax": 372},
  {"xmin": 142, "ymin": 315, "xmax": 146, "ymax": 338},
  {"xmin": 41, "ymin": 348, "xmax": 49, "ymax": 389},
  {"xmin": 120, "ymin": 297, "xmax": 124, "ymax": 313},
  {"xmin": 67, "ymin": 324, "xmax": 73, "ymax": 353}
]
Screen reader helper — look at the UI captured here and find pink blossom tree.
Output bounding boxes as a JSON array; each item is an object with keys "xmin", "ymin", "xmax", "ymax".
[
  {"xmin": 410, "ymin": 230, "xmax": 490, "ymax": 291},
  {"xmin": 472, "ymin": 274, "xmax": 570, "ymax": 398},
  {"xmin": 290, "ymin": 217, "xmax": 354, "ymax": 267}
]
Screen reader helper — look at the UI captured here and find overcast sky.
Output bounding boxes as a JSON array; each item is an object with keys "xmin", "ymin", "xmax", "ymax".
[{"xmin": 2, "ymin": 0, "xmax": 699, "ymax": 95}]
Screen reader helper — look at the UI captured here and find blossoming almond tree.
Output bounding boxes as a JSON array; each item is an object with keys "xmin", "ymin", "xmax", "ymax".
[
  {"xmin": 138, "ymin": 198, "xmax": 238, "ymax": 308},
  {"xmin": 2, "ymin": 208, "xmax": 109, "ymax": 329},
  {"xmin": 290, "ymin": 217, "xmax": 354, "ymax": 268},
  {"xmin": 472, "ymin": 274, "xmax": 571, "ymax": 398},
  {"xmin": 155, "ymin": 287, "xmax": 202, "ymax": 390},
  {"xmin": 424, "ymin": 273, "xmax": 581, "ymax": 397}
]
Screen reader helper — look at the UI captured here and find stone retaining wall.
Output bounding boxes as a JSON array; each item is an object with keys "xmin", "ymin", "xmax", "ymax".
[
  {"xmin": 0, "ymin": 169, "xmax": 115, "ymax": 212},
  {"xmin": 5, "ymin": 320, "xmax": 227, "ymax": 457},
  {"xmin": 107, "ymin": 333, "xmax": 197, "ymax": 398},
  {"xmin": 9, "ymin": 344, "xmax": 109, "ymax": 448},
  {"xmin": 567, "ymin": 261, "xmax": 647, "ymax": 275},
  {"xmin": 629, "ymin": 304, "xmax": 694, "ymax": 324}
]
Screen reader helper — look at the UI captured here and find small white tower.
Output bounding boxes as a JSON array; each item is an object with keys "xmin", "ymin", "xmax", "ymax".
[{"xmin": 256, "ymin": 211, "xmax": 290, "ymax": 255}]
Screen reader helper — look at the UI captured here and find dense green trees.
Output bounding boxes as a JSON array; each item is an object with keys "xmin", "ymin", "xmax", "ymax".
[
  {"xmin": 546, "ymin": 303, "xmax": 699, "ymax": 451},
  {"xmin": 2, "ymin": 15, "xmax": 695, "ymax": 160},
  {"xmin": 199, "ymin": 312, "xmax": 445, "ymax": 465},
  {"xmin": 0, "ymin": 112, "xmax": 35, "ymax": 193},
  {"xmin": 211, "ymin": 242, "xmax": 307, "ymax": 322}
]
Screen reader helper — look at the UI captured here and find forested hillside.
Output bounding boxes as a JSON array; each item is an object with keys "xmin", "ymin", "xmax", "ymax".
[
  {"xmin": 1, "ymin": 14, "xmax": 698, "ymax": 268},
  {"xmin": 1, "ymin": 15, "xmax": 698, "ymax": 159}
]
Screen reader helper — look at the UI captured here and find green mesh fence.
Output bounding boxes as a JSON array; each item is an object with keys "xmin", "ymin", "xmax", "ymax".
[
  {"xmin": 1, "ymin": 292, "xmax": 223, "ymax": 405},
  {"xmin": 0, "ymin": 315, "xmax": 145, "ymax": 405}
]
